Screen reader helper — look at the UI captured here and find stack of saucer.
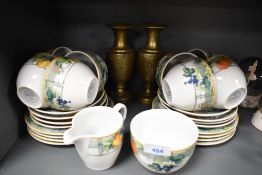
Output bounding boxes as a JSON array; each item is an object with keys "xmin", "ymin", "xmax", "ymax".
[
  {"xmin": 152, "ymin": 90, "xmax": 239, "ymax": 146},
  {"xmin": 25, "ymin": 90, "xmax": 114, "ymax": 145}
]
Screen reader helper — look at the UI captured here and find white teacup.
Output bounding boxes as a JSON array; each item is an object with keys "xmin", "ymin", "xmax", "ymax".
[
  {"xmin": 43, "ymin": 57, "xmax": 99, "ymax": 110},
  {"xmin": 207, "ymin": 55, "xmax": 247, "ymax": 109},
  {"xmin": 63, "ymin": 103, "xmax": 127, "ymax": 170},
  {"xmin": 162, "ymin": 57, "xmax": 216, "ymax": 111},
  {"xmin": 130, "ymin": 109, "xmax": 198, "ymax": 174},
  {"xmin": 16, "ymin": 53, "xmax": 54, "ymax": 108}
]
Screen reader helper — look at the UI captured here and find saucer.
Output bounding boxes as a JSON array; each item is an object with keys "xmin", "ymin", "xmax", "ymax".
[
  {"xmin": 198, "ymin": 116, "xmax": 239, "ymax": 135},
  {"xmin": 28, "ymin": 128, "xmax": 64, "ymax": 143},
  {"xmin": 27, "ymin": 127, "xmax": 64, "ymax": 139},
  {"xmin": 197, "ymin": 129, "xmax": 236, "ymax": 146},
  {"xmin": 195, "ymin": 114, "xmax": 237, "ymax": 128},
  {"xmin": 25, "ymin": 113, "xmax": 66, "ymax": 135},
  {"xmin": 28, "ymin": 129, "xmax": 66, "ymax": 146},
  {"xmin": 29, "ymin": 114, "xmax": 71, "ymax": 129},
  {"xmin": 30, "ymin": 112, "xmax": 72, "ymax": 125},
  {"xmin": 158, "ymin": 89, "xmax": 232, "ymax": 117}
]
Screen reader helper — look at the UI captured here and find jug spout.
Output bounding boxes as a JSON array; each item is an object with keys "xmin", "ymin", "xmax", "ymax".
[{"xmin": 63, "ymin": 128, "xmax": 77, "ymax": 144}]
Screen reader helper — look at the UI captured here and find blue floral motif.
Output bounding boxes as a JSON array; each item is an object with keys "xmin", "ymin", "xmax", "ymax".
[
  {"xmin": 57, "ymin": 97, "xmax": 71, "ymax": 108},
  {"xmin": 183, "ymin": 67, "xmax": 199, "ymax": 85}
]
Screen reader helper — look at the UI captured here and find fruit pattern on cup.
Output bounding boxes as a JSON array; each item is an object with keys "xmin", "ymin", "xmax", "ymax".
[
  {"xmin": 44, "ymin": 57, "xmax": 75, "ymax": 110},
  {"xmin": 208, "ymin": 56, "xmax": 235, "ymax": 73},
  {"xmin": 182, "ymin": 58, "xmax": 215, "ymax": 110},
  {"xmin": 27, "ymin": 53, "xmax": 55, "ymax": 69},
  {"xmin": 87, "ymin": 128, "xmax": 124, "ymax": 156},
  {"xmin": 130, "ymin": 136, "xmax": 195, "ymax": 173}
]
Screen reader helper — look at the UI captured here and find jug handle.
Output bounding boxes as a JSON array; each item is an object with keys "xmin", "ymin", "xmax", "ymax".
[{"xmin": 113, "ymin": 103, "xmax": 127, "ymax": 121}]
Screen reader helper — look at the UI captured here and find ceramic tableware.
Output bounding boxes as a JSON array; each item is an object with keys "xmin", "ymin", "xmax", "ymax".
[
  {"xmin": 198, "ymin": 116, "xmax": 239, "ymax": 135},
  {"xmin": 25, "ymin": 113, "xmax": 66, "ymax": 136},
  {"xmin": 207, "ymin": 55, "xmax": 247, "ymax": 109},
  {"xmin": 195, "ymin": 114, "xmax": 237, "ymax": 128},
  {"xmin": 51, "ymin": 46, "xmax": 72, "ymax": 56},
  {"xmin": 65, "ymin": 51, "xmax": 108, "ymax": 92},
  {"xmin": 198, "ymin": 128, "xmax": 236, "ymax": 139},
  {"xmin": 31, "ymin": 89, "xmax": 106, "ymax": 116},
  {"xmin": 158, "ymin": 89, "xmax": 231, "ymax": 117},
  {"xmin": 251, "ymin": 97, "xmax": 262, "ymax": 131},
  {"xmin": 162, "ymin": 57, "xmax": 215, "ymax": 111},
  {"xmin": 43, "ymin": 57, "xmax": 99, "ymax": 110},
  {"xmin": 156, "ymin": 52, "xmax": 197, "ymax": 90},
  {"xmin": 198, "ymin": 130, "xmax": 236, "ymax": 142},
  {"xmin": 29, "ymin": 114, "xmax": 71, "ymax": 129},
  {"xmin": 130, "ymin": 109, "xmax": 198, "ymax": 174},
  {"xmin": 63, "ymin": 103, "xmax": 126, "ymax": 170},
  {"xmin": 17, "ymin": 53, "xmax": 55, "ymax": 108},
  {"xmin": 27, "ymin": 127, "xmax": 64, "ymax": 139},
  {"xmin": 188, "ymin": 48, "xmax": 212, "ymax": 60},
  {"xmin": 28, "ymin": 128, "xmax": 64, "ymax": 143},
  {"xmin": 28, "ymin": 129, "xmax": 66, "ymax": 145},
  {"xmin": 197, "ymin": 130, "xmax": 236, "ymax": 146},
  {"xmin": 29, "ymin": 112, "xmax": 72, "ymax": 125}
]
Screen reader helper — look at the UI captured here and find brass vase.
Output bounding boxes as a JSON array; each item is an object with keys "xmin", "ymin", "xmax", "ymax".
[
  {"xmin": 138, "ymin": 24, "xmax": 165, "ymax": 105},
  {"xmin": 107, "ymin": 24, "xmax": 135, "ymax": 103}
]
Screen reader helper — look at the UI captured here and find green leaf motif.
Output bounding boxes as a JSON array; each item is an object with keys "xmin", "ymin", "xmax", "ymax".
[
  {"xmin": 46, "ymin": 88, "xmax": 56, "ymax": 102},
  {"xmin": 170, "ymin": 154, "xmax": 185, "ymax": 164}
]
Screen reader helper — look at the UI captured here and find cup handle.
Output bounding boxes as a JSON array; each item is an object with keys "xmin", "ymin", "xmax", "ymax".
[{"xmin": 113, "ymin": 103, "xmax": 127, "ymax": 121}]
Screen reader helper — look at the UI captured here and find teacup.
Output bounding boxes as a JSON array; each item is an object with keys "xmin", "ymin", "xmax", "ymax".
[
  {"xmin": 63, "ymin": 103, "xmax": 127, "ymax": 170},
  {"xmin": 43, "ymin": 57, "xmax": 99, "ymax": 110},
  {"xmin": 207, "ymin": 55, "xmax": 247, "ymax": 109},
  {"xmin": 17, "ymin": 53, "xmax": 55, "ymax": 108},
  {"xmin": 65, "ymin": 51, "xmax": 108, "ymax": 92},
  {"xmin": 162, "ymin": 57, "xmax": 216, "ymax": 111},
  {"xmin": 156, "ymin": 52, "xmax": 197, "ymax": 89},
  {"xmin": 130, "ymin": 109, "xmax": 198, "ymax": 174}
]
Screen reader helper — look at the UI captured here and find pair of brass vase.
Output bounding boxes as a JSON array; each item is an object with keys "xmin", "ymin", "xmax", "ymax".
[{"xmin": 107, "ymin": 24, "xmax": 165, "ymax": 105}]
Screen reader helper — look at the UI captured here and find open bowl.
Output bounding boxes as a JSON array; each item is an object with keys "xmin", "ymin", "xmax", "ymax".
[{"xmin": 130, "ymin": 109, "xmax": 198, "ymax": 174}]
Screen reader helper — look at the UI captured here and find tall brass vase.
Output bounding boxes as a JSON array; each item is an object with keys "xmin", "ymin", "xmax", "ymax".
[
  {"xmin": 138, "ymin": 24, "xmax": 165, "ymax": 105},
  {"xmin": 107, "ymin": 24, "xmax": 135, "ymax": 103}
]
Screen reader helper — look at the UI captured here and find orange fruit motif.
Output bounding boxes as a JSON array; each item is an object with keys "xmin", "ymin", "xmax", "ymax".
[
  {"xmin": 37, "ymin": 59, "xmax": 51, "ymax": 68},
  {"xmin": 131, "ymin": 139, "xmax": 138, "ymax": 154},
  {"xmin": 216, "ymin": 57, "xmax": 232, "ymax": 70},
  {"xmin": 112, "ymin": 134, "xmax": 122, "ymax": 147}
]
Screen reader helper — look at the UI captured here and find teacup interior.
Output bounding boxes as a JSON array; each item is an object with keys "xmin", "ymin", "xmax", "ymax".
[
  {"xmin": 131, "ymin": 109, "xmax": 198, "ymax": 150},
  {"xmin": 17, "ymin": 87, "xmax": 42, "ymax": 108},
  {"xmin": 71, "ymin": 107, "xmax": 123, "ymax": 138}
]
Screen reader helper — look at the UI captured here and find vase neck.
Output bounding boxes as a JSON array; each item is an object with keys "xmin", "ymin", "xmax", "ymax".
[
  {"xmin": 113, "ymin": 29, "xmax": 128, "ymax": 49},
  {"xmin": 145, "ymin": 28, "xmax": 161, "ymax": 50}
]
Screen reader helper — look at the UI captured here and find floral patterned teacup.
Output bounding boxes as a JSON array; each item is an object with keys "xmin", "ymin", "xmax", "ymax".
[
  {"xmin": 17, "ymin": 53, "xmax": 55, "ymax": 109},
  {"xmin": 207, "ymin": 55, "xmax": 247, "ymax": 109},
  {"xmin": 130, "ymin": 109, "xmax": 198, "ymax": 174},
  {"xmin": 162, "ymin": 57, "xmax": 216, "ymax": 111},
  {"xmin": 43, "ymin": 57, "xmax": 99, "ymax": 110},
  {"xmin": 63, "ymin": 103, "xmax": 126, "ymax": 170}
]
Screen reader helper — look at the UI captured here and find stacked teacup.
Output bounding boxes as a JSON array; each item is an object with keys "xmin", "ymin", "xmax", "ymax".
[
  {"xmin": 17, "ymin": 47, "xmax": 112, "ymax": 145},
  {"xmin": 153, "ymin": 50, "xmax": 247, "ymax": 146}
]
